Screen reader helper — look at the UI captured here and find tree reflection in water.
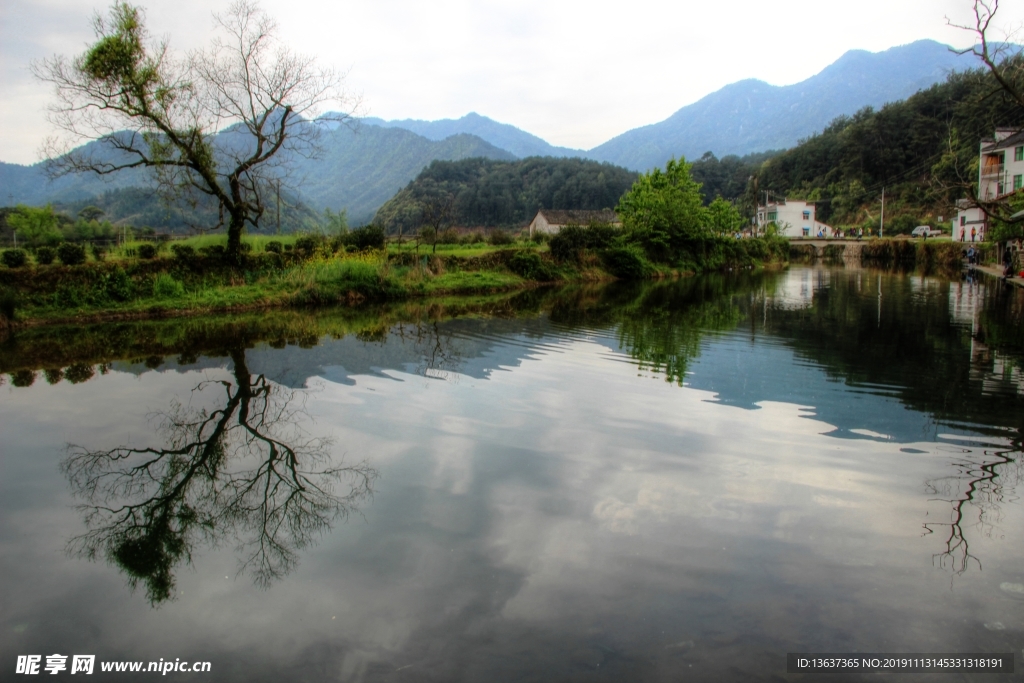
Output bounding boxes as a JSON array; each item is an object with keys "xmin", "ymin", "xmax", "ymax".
[
  {"xmin": 61, "ymin": 348, "xmax": 377, "ymax": 605},
  {"xmin": 923, "ymin": 439, "xmax": 1022, "ymax": 575}
]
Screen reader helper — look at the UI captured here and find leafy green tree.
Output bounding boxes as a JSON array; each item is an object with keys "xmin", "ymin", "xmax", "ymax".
[
  {"xmin": 8, "ymin": 205, "xmax": 62, "ymax": 248},
  {"xmin": 78, "ymin": 206, "xmax": 105, "ymax": 222},
  {"xmin": 322, "ymin": 208, "xmax": 349, "ymax": 236},
  {"xmin": 34, "ymin": 1, "xmax": 353, "ymax": 262},
  {"xmin": 707, "ymin": 196, "xmax": 744, "ymax": 236},
  {"xmin": 616, "ymin": 158, "xmax": 710, "ymax": 261}
]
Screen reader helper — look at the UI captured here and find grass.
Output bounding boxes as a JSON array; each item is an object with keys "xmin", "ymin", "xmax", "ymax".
[
  {"xmin": 0, "ymin": 235, "xmax": 789, "ymax": 326},
  {"xmin": 0, "ymin": 248, "xmax": 490, "ymax": 324}
]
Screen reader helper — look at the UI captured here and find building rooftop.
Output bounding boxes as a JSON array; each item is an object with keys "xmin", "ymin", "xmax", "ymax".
[
  {"xmin": 981, "ymin": 128, "xmax": 1024, "ymax": 152},
  {"xmin": 535, "ymin": 209, "xmax": 620, "ymax": 225}
]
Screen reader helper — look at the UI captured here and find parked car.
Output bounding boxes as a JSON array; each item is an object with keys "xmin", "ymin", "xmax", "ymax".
[{"xmin": 911, "ymin": 226, "xmax": 943, "ymax": 238}]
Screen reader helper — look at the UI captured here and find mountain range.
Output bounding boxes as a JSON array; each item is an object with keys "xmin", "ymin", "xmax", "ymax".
[
  {"xmin": 364, "ymin": 40, "xmax": 978, "ymax": 172},
  {"xmin": 0, "ymin": 39, "xmax": 990, "ymax": 227}
]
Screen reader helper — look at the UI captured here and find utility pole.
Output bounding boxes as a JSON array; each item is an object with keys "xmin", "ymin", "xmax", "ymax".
[
  {"xmin": 880, "ymin": 187, "xmax": 885, "ymax": 238},
  {"xmin": 275, "ymin": 179, "xmax": 281, "ymax": 235}
]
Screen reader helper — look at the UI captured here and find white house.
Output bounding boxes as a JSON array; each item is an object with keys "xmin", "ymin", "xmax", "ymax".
[
  {"xmin": 755, "ymin": 198, "xmax": 833, "ymax": 237},
  {"xmin": 952, "ymin": 199, "xmax": 987, "ymax": 243},
  {"xmin": 528, "ymin": 209, "xmax": 620, "ymax": 238},
  {"xmin": 955, "ymin": 127, "xmax": 1024, "ymax": 242}
]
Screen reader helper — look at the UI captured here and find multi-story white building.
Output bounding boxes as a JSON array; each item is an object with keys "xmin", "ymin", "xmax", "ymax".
[
  {"xmin": 755, "ymin": 198, "xmax": 833, "ymax": 237},
  {"xmin": 954, "ymin": 127, "xmax": 1024, "ymax": 241}
]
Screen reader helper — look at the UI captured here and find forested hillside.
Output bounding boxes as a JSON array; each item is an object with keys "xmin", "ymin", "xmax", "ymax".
[
  {"xmin": 754, "ymin": 60, "xmax": 1024, "ymax": 232},
  {"xmin": 0, "ymin": 125, "xmax": 514, "ymax": 232},
  {"xmin": 373, "ymin": 157, "xmax": 638, "ymax": 232},
  {"xmin": 690, "ymin": 151, "xmax": 778, "ymax": 207}
]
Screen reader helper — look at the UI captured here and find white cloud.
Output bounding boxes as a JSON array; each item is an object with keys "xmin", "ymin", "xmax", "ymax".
[{"xmin": 2, "ymin": 0, "xmax": 1022, "ymax": 164}]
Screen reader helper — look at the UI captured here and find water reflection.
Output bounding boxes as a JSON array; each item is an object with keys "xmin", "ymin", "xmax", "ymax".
[
  {"xmin": 3, "ymin": 269, "xmax": 1024, "ymax": 679},
  {"xmin": 61, "ymin": 347, "xmax": 377, "ymax": 604},
  {"xmin": 924, "ymin": 437, "xmax": 1022, "ymax": 575}
]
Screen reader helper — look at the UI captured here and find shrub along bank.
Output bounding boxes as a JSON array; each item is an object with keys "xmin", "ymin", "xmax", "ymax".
[
  {"xmin": 0, "ymin": 228, "xmax": 789, "ymax": 326},
  {"xmin": 860, "ymin": 239, "xmax": 992, "ymax": 268}
]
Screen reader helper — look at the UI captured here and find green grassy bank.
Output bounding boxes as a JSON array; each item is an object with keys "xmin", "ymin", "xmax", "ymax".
[{"xmin": 0, "ymin": 233, "xmax": 790, "ymax": 328}]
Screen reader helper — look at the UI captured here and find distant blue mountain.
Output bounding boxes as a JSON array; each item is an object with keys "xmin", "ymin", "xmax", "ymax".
[
  {"xmin": 357, "ymin": 112, "xmax": 584, "ymax": 159},
  {"xmin": 0, "ymin": 125, "xmax": 514, "ymax": 226},
  {"xmin": 1, "ymin": 39, "xmax": 1003, "ymax": 222},
  {"xmin": 587, "ymin": 40, "xmax": 982, "ymax": 170}
]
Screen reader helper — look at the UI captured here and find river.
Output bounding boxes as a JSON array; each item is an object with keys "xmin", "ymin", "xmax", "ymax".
[{"xmin": 1, "ymin": 266, "xmax": 1022, "ymax": 681}]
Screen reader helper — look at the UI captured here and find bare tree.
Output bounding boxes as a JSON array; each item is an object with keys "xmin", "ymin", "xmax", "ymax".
[
  {"xmin": 418, "ymin": 191, "xmax": 456, "ymax": 254},
  {"xmin": 949, "ymin": 1, "xmax": 1024, "ymax": 113},
  {"xmin": 944, "ymin": 1, "xmax": 1024, "ymax": 232},
  {"xmin": 34, "ymin": 1, "xmax": 356, "ymax": 261}
]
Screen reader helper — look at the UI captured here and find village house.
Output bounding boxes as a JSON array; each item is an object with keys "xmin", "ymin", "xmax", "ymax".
[
  {"xmin": 954, "ymin": 127, "xmax": 1024, "ymax": 242},
  {"xmin": 528, "ymin": 209, "xmax": 621, "ymax": 238},
  {"xmin": 755, "ymin": 198, "xmax": 833, "ymax": 237}
]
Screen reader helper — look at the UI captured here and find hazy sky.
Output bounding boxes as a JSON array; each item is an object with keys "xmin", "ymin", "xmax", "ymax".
[{"xmin": 2, "ymin": 0, "xmax": 1022, "ymax": 165}]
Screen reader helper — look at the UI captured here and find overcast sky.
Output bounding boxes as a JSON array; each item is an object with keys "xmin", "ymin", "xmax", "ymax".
[{"xmin": 2, "ymin": 0, "xmax": 1022, "ymax": 165}]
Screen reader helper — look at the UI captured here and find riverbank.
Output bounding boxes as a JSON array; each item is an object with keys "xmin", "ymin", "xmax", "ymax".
[
  {"xmin": 974, "ymin": 263, "xmax": 1024, "ymax": 288},
  {"xmin": 0, "ymin": 235, "xmax": 789, "ymax": 328}
]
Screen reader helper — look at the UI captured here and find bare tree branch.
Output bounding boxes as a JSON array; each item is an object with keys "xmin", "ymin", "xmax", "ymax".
[{"xmin": 33, "ymin": 0, "xmax": 359, "ymax": 261}]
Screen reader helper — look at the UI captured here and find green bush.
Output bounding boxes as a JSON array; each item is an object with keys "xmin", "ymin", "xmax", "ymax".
[
  {"xmin": 460, "ymin": 232, "xmax": 486, "ymax": 245},
  {"xmin": 153, "ymin": 273, "xmax": 185, "ymax": 299},
  {"xmin": 507, "ymin": 251, "xmax": 557, "ymax": 281},
  {"xmin": 347, "ymin": 225, "xmax": 386, "ymax": 251},
  {"xmin": 294, "ymin": 234, "xmax": 322, "ymax": 256},
  {"xmin": 586, "ymin": 223, "xmax": 618, "ymax": 249},
  {"xmin": 199, "ymin": 244, "xmax": 226, "ymax": 258},
  {"xmin": 2, "ymin": 249, "xmax": 28, "ymax": 269},
  {"xmin": 137, "ymin": 243, "xmax": 158, "ymax": 259},
  {"xmin": 265, "ymin": 240, "xmax": 283, "ymax": 254},
  {"xmin": 549, "ymin": 225, "xmax": 589, "ymax": 263},
  {"xmin": 57, "ymin": 242, "xmax": 87, "ymax": 266},
  {"xmin": 438, "ymin": 228, "xmax": 460, "ymax": 244},
  {"xmin": 91, "ymin": 244, "xmax": 106, "ymax": 261},
  {"xmin": 35, "ymin": 246, "xmax": 57, "ymax": 265},
  {"xmin": 105, "ymin": 267, "xmax": 134, "ymax": 301},
  {"xmin": 171, "ymin": 244, "xmax": 195, "ymax": 261},
  {"xmin": 602, "ymin": 245, "xmax": 652, "ymax": 279},
  {"xmin": 488, "ymin": 230, "xmax": 514, "ymax": 245}
]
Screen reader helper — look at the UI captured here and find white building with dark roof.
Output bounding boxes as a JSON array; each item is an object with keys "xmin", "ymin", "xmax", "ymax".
[
  {"xmin": 528, "ymin": 210, "xmax": 620, "ymax": 237},
  {"xmin": 955, "ymin": 127, "xmax": 1024, "ymax": 242},
  {"xmin": 755, "ymin": 198, "xmax": 833, "ymax": 237}
]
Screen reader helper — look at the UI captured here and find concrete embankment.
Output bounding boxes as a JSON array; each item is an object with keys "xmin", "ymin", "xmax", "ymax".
[{"xmin": 974, "ymin": 264, "xmax": 1024, "ymax": 288}]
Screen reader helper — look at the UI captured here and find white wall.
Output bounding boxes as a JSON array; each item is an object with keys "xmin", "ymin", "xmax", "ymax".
[{"xmin": 757, "ymin": 200, "xmax": 824, "ymax": 237}]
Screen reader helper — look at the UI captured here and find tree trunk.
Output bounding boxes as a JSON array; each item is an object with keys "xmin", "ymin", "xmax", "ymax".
[{"xmin": 226, "ymin": 210, "xmax": 245, "ymax": 264}]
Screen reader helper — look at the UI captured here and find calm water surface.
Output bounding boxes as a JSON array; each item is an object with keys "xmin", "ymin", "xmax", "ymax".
[{"xmin": 1, "ymin": 266, "xmax": 1023, "ymax": 682}]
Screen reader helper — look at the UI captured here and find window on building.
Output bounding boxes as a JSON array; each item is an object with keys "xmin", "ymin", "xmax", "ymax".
[
  {"xmin": 1016, "ymin": 146, "xmax": 1024, "ymax": 162},
  {"xmin": 961, "ymin": 216, "xmax": 966, "ymax": 226},
  {"xmin": 1015, "ymin": 174, "xmax": 1023, "ymax": 191},
  {"xmin": 802, "ymin": 210, "xmax": 810, "ymax": 220},
  {"xmin": 802, "ymin": 227, "xmax": 810, "ymax": 236},
  {"xmin": 767, "ymin": 212, "xmax": 777, "ymax": 221}
]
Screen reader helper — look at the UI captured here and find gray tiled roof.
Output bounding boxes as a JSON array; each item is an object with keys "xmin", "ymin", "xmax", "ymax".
[
  {"xmin": 982, "ymin": 128, "xmax": 1024, "ymax": 152},
  {"xmin": 535, "ymin": 209, "xmax": 620, "ymax": 225}
]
